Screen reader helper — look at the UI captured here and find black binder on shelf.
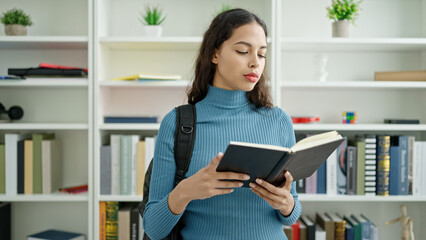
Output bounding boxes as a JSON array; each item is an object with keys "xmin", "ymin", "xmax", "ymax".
[{"xmin": 8, "ymin": 67, "xmax": 87, "ymax": 77}]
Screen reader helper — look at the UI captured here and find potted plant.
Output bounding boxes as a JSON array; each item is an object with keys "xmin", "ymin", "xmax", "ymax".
[
  {"xmin": 1, "ymin": 8, "xmax": 33, "ymax": 36},
  {"xmin": 327, "ymin": 0, "xmax": 362, "ymax": 37},
  {"xmin": 139, "ymin": 5, "xmax": 166, "ymax": 37}
]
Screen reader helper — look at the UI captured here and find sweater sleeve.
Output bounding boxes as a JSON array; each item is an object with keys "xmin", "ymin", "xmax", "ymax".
[
  {"xmin": 276, "ymin": 109, "xmax": 303, "ymax": 225},
  {"xmin": 143, "ymin": 109, "xmax": 184, "ymax": 239}
]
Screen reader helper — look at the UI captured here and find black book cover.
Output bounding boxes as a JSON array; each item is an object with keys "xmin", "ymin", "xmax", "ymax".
[
  {"xmin": 300, "ymin": 216, "xmax": 316, "ymax": 240},
  {"xmin": 8, "ymin": 67, "xmax": 87, "ymax": 77},
  {"xmin": 0, "ymin": 202, "xmax": 11, "ymax": 240},
  {"xmin": 17, "ymin": 139, "xmax": 25, "ymax": 194},
  {"xmin": 130, "ymin": 204, "xmax": 139, "ymax": 240},
  {"xmin": 217, "ymin": 131, "xmax": 344, "ymax": 187}
]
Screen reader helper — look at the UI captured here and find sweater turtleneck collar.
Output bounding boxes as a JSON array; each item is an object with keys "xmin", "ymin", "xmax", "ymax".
[{"xmin": 201, "ymin": 85, "xmax": 249, "ymax": 108}]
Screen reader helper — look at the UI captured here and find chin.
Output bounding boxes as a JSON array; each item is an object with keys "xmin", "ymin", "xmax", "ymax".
[{"xmin": 238, "ymin": 83, "xmax": 257, "ymax": 92}]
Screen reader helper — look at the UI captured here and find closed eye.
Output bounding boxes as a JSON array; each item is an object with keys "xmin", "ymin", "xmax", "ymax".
[
  {"xmin": 236, "ymin": 50, "xmax": 248, "ymax": 55},
  {"xmin": 258, "ymin": 54, "xmax": 266, "ymax": 58}
]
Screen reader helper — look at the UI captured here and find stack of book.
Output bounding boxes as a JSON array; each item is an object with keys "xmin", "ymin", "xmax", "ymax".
[
  {"xmin": 284, "ymin": 212, "xmax": 378, "ymax": 240},
  {"xmin": 374, "ymin": 70, "xmax": 426, "ymax": 81},
  {"xmin": 0, "ymin": 133, "xmax": 63, "ymax": 195},
  {"xmin": 7, "ymin": 63, "xmax": 88, "ymax": 79},
  {"xmin": 112, "ymin": 73, "xmax": 181, "ymax": 81}
]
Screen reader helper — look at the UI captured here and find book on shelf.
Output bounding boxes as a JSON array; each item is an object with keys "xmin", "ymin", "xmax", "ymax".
[
  {"xmin": 336, "ymin": 137, "xmax": 347, "ymax": 195},
  {"xmin": 376, "ymin": 135, "xmax": 391, "ymax": 196},
  {"xmin": 346, "ymin": 146, "xmax": 357, "ymax": 195},
  {"xmin": 0, "ymin": 202, "xmax": 11, "ymax": 240},
  {"xmin": 316, "ymin": 212, "xmax": 334, "ymax": 240},
  {"xmin": 118, "ymin": 204, "xmax": 133, "ymax": 239},
  {"xmin": 384, "ymin": 119, "xmax": 420, "ymax": 124},
  {"xmin": 5, "ymin": 133, "xmax": 28, "ymax": 195},
  {"xmin": 42, "ymin": 139, "xmax": 62, "ymax": 194},
  {"xmin": 106, "ymin": 202, "xmax": 120, "ymax": 239},
  {"xmin": 374, "ymin": 70, "xmax": 426, "ymax": 81},
  {"xmin": 24, "ymin": 140, "xmax": 33, "ymax": 194},
  {"xmin": 315, "ymin": 225, "xmax": 326, "ymax": 240},
  {"xmin": 8, "ymin": 67, "xmax": 87, "ymax": 77},
  {"xmin": 216, "ymin": 131, "xmax": 344, "ymax": 187},
  {"xmin": 316, "ymin": 161, "xmax": 326, "ymax": 194},
  {"xmin": 300, "ymin": 216, "xmax": 316, "ymax": 240},
  {"xmin": 349, "ymin": 136, "xmax": 366, "ymax": 195},
  {"xmin": 299, "ymin": 220, "xmax": 307, "ymax": 240},
  {"xmin": 364, "ymin": 135, "xmax": 377, "ymax": 196},
  {"xmin": 326, "ymin": 149, "xmax": 337, "ymax": 195},
  {"xmin": 351, "ymin": 214, "xmax": 371, "ymax": 240},
  {"xmin": 104, "ymin": 116, "xmax": 158, "ymax": 124},
  {"xmin": 343, "ymin": 215, "xmax": 359, "ymax": 240},
  {"xmin": 284, "ymin": 221, "xmax": 300, "ymax": 240},
  {"xmin": 32, "ymin": 133, "xmax": 55, "ymax": 194},
  {"xmin": 0, "ymin": 144, "xmax": 5, "ymax": 194},
  {"xmin": 389, "ymin": 136, "xmax": 409, "ymax": 195},
  {"xmin": 326, "ymin": 213, "xmax": 346, "ymax": 240},
  {"xmin": 59, "ymin": 184, "xmax": 88, "ymax": 194},
  {"xmin": 39, "ymin": 62, "xmax": 88, "ymax": 73},
  {"xmin": 27, "ymin": 229, "xmax": 85, "ymax": 240},
  {"xmin": 99, "ymin": 202, "xmax": 106, "ymax": 240},
  {"xmin": 100, "ymin": 146, "xmax": 112, "ymax": 195},
  {"xmin": 112, "ymin": 73, "xmax": 182, "ymax": 81}
]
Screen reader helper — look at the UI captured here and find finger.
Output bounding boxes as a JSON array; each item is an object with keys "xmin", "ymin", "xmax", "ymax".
[
  {"xmin": 215, "ymin": 180, "xmax": 244, "ymax": 189},
  {"xmin": 209, "ymin": 152, "xmax": 223, "ymax": 167},
  {"xmin": 283, "ymin": 171, "xmax": 294, "ymax": 190},
  {"xmin": 254, "ymin": 178, "xmax": 281, "ymax": 196},
  {"xmin": 213, "ymin": 188, "xmax": 234, "ymax": 196},
  {"xmin": 250, "ymin": 183, "xmax": 278, "ymax": 205},
  {"xmin": 249, "ymin": 182, "xmax": 283, "ymax": 203},
  {"xmin": 216, "ymin": 172, "xmax": 250, "ymax": 181}
]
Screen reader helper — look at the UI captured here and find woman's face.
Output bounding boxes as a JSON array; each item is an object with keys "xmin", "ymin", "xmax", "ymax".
[{"xmin": 211, "ymin": 22, "xmax": 267, "ymax": 91}]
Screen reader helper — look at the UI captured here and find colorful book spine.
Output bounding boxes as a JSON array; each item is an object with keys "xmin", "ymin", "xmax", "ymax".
[
  {"xmin": 364, "ymin": 135, "xmax": 377, "ymax": 195},
  {"xmin": 376, "ymin": 136, "xmax": 390, "ymax": 196},
  {"xmin": 106, "ymin": 201, "xmax": 119, "ymax": 240},
  {"xmin": 336, "ymin": 137, "xmax": 347, "ymax": 195},
  {"xmin": 346, "ymin": 146, "xmax": 357, "ymax": 195},
  {"xmin": 100, "ymin": 201, "xmax": 106, "ymax": 240},
  {"xmin": 398, "ymin": 136, "xmax": 409, "ymax": 195}
]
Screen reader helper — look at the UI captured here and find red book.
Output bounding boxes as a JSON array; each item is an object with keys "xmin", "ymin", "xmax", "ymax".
[
  {"xmin": 39, "ymin": 62, "xmax": 88, "ymax": 73},
  {"xmin": 291, "ymin": 221, "xmax": 300, "ymax": 240},
  {"xmin": 291, "ymin": 116, "xmax": 320, "ymax": 124}
]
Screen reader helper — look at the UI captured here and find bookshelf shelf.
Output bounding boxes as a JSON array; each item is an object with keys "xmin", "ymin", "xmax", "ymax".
[
  {"xmin": 99, "ymin": 36, "xmax": 202, "ymax": 50},
  {"xmin": 292, "ymin": 124, "xmax": 426, "ymax": 131},
  {"xmin": 99, "ymin": 123, "xmax": 160, "ymax": 130},
  {"xmin": 99, "ymin": 80, "xmax": 190, "ymax": 88},
  {"xmin": 281, "ymin": 38, "xmax": 426, "ymax": 51},
  {"xmin": 0, "ymin": 36, "xmax": 88, "ymax": 49},
  {"xmin": 0, "ymin": 79, "xmax": 89, "ymax": 87},
  {"xmin": 0, "ymin": 192, "xmax": 88, "ymax": 202},
  {"xmin": 299, "ymin": 194, "xmax": 426, "ymax": 202},
  {"xmin": 99, "ymin": 195, "xmax": 142, "ymax": 202},
  {"xmin": 280, "ymin": 81, "xmax": 426, "ymax": 89},
  {"xmin": 0, "ymin": 123, "xmax": 89, "ymax": 130}
]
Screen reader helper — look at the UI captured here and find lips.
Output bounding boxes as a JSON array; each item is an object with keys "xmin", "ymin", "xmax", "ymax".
[{"xmin": 244, "ymin": 73, "xmax": 259, "ymax": 82}]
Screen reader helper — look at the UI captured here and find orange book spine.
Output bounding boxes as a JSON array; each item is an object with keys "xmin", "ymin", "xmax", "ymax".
[{"xmin": 99, "ymin": 202, "xmax": 106, "ymax": 240}]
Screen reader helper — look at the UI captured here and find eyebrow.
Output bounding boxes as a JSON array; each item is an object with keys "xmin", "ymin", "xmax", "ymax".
[{"xmin": 234, "ymin": 41, "xmax": 267, "ymax": 49}]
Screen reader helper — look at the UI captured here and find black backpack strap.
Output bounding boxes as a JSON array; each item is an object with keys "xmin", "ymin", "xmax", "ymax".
[{"xmin": 173, "ymin": 104, "xmax": 197, "ymax": 186}]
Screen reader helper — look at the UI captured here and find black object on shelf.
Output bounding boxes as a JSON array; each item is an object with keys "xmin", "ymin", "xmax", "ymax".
[
  {"xmin": 384, "ymin": 119, "xmax": 420, "ymax": 124},
  {"xmin": 8, "ymin": 67, "xmax": 87, "ymax": 77}
]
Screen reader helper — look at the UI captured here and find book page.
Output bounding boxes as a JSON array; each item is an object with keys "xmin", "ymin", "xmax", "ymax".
[
  {"xmin": 291, "ymin": 131, "xmax": 342, "ymax": 152},
  {"xmin": 229, "ymin": 141, "xmax": 290, "ymax": 152}
]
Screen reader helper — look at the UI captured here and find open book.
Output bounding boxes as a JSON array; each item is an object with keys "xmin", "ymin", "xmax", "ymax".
[{"xmin": 216, "ymin": 131, "xmax": 344, "ymax": 187}]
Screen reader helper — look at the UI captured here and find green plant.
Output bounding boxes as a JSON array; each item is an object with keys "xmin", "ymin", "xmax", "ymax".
[
  {"xmin": 139, "ymin": 5, "xmax": 166, "ymax": 26},
  {"xmin": 1, "ymin": 8, "xmax": 33, "ymax": 26},
  {"xmin": 327, "ymin": 0, "xmax": 362, "ymax": 24}
]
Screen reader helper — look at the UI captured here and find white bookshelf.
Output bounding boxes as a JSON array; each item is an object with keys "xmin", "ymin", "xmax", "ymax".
[
  {"xmin": 0, "ymin": 0, "xmax": 93, "ymax": 239},
  {"xmin": 1, "ymin": 0, "xmax": 422, "ymax": 239},
  {"xmin": 277, "ymin": 0, "xmax": 426, "ymax": 239}
]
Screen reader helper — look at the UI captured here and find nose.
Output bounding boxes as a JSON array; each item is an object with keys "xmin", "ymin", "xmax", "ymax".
[{"xmin": 249, "ymin": 54, "xmax": 261, "ymax": 68}]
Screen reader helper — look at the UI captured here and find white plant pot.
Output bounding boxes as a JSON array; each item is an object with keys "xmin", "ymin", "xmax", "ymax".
[
  {"xmin": 332, "ymin": 20, "xmax": 350, "ymax": 38},
  {"xmin": 143, "ymin": 25, "xmax": 163, "ymax": 37},
  {"xmin": 5, "ymin": 24, "xmax": 27, "ymax": 36}
]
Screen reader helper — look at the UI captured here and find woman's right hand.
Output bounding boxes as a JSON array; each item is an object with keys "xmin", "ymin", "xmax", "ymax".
[{"xmin": 168, "ymin": 152, "xmax": 249, "ymax": 214}]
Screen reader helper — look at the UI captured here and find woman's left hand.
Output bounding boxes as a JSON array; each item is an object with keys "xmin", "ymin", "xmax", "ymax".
[{"xmin": 249, "ymin": 171, "xmax": 295, "ymax": 217}]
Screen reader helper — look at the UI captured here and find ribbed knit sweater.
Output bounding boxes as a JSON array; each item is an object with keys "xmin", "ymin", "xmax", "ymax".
[{"xmin": 143, "ymin": 85, "xmax": 302, "ymax": 240}]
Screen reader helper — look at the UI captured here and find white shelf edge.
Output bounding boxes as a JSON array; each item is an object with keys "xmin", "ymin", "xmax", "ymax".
[
  {"xmin": 99, "ymin": 36, "xmax": 202, "ymax": 43},
  {"xmin": 0, "ymin": 79, "xmax": 89, "ymax": 87},
  {"xmin": 0, "ymin": 193, "xmax": 88, "ymax": 202},
  {"xmin": 280, "ymin": 81, "xmax": 426, "ymax": 89},
  {"xmin": 281, "ymin": 37, "xmax": 426, "ymax": 44},
  {"xmin": 0, "ymin": 36, "xmax": 88, "ymax": 42},
  {"xmin": 99, "ymin": 80, "xmax": 190, "ymax": 88},
  {"xmin": 292, "ymin": 124, "xmax": 426, "ymax": 131},
  {"xmin": 99, "ymin": 123, "xmax": 160, "ymax": 130},
  {"xmin": 0, "ymin": 123, "xmax": 89, "ymax": 130},
  {"xmin": 299, "ymin": 194, "xmax": 426, "ymax": 202},
  {"xmin": 98, "ymin": 195, "xmax": 143, "ymax": 202}
]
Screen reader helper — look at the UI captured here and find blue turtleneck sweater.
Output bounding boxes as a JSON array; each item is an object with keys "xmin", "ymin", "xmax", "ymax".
[{"xmin": 143, "ymin": 85, "xmax": 302, "ymax": 240}]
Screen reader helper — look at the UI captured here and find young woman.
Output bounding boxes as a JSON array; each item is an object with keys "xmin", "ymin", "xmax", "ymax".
[{"xmin": 143, "ymin": 8, "xmax": 302, "ymax": 239}]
